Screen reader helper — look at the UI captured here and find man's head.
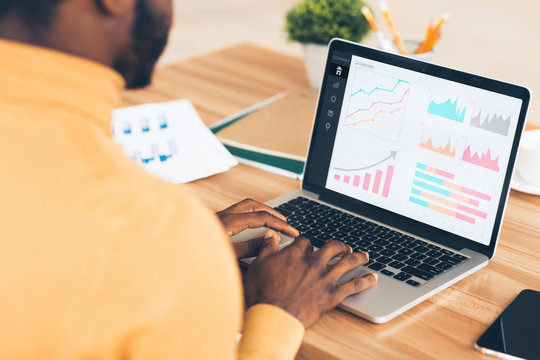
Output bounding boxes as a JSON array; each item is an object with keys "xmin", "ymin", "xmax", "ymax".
[{"xmin": 0, "ymin": 0, "xmax": 173, "ymax": 88}]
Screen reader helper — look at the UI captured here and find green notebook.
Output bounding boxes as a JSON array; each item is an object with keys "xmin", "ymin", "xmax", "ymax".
[{"xmin": 215, "ymin": 90, "xmax": 318, "ymax": 178}]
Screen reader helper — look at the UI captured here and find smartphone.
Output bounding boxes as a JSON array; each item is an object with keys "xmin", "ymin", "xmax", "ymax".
[{"xmin": 475, "ymin": 289, "xmax": 540, "ymax": 360}]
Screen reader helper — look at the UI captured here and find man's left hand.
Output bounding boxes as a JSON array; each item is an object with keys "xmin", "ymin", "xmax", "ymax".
[{"xmin": 216, "ymin": 198, "xmax": 299, "ymax": 259}]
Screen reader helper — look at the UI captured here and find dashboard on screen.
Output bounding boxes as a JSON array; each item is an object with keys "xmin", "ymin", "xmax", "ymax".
[{"xmin": 304, "ymin": 41, "xmax": 528, "ymax": 253}]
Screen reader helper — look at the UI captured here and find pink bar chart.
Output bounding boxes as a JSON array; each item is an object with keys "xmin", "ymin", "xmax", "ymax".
[{"xmin": 333, "ymin": 165, "xmax": 395, "ymax": 198}]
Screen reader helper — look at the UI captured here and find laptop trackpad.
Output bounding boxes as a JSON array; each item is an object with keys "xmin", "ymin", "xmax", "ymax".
[
  {"xmin": 338, "ymin": 266, "xmax": 372, "ymax": 284},
  {"xmin": 327, "ymin": 255, "xmax": 372, "ymax": 282}
]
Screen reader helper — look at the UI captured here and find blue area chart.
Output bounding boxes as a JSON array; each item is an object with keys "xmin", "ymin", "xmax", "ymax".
[{"xmin": 427, "ymin": 98, "xmax": 467, "ymax": 123}]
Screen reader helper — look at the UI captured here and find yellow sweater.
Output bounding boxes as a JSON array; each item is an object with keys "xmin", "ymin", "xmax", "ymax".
[{"xmin": 0, "ymin": 39, "xmax": 303, "ymax": 359}]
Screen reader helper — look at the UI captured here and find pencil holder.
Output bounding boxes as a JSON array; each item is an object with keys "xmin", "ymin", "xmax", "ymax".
[{"xmin": 404, "ymin": 40, "xmax": 435, "ymax": 61}]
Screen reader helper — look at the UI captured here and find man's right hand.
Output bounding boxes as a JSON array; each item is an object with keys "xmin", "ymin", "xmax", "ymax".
[{"xmin": 244, "ymin": 233, "xmax": 378, "ymax": 328}]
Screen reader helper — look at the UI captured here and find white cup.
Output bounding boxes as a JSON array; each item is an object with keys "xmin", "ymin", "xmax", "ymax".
[{"xmin": 516, "ymin": 129, "xmax": 540, "ymax": 186}]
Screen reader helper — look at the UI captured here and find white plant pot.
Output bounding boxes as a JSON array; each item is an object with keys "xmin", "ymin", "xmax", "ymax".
[{"xmin": 302, "ymin": 43, "xmax": 328, "ymax": 91}]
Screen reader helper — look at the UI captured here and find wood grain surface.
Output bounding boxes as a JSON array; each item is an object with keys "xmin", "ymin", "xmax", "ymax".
[{"xmin": 121, "ymin": 44, "xmax": 540, "ymax": 360}]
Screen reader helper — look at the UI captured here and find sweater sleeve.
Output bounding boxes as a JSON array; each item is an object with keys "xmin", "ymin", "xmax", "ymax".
[{"xmin": 238, "ymin": 304, "xmax": 305, "ymax": 360}]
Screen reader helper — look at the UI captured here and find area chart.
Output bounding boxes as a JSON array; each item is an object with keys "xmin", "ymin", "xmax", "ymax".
[
  {"xmin": 428, "ymin": 98, "xmax": 467, "ymax": 123},
  {"xmin": 462, "ymin": 145, "xmax": 500, "ymax": 172},
  {"xmin": 470, "ymin": 110, "xmax": 511, "ymax": 136},
  {"xmin": 420, "ymin": 137, "xmax": 456, "ymax": 158}
]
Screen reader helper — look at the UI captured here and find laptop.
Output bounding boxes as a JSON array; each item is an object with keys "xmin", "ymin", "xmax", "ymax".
[{"xmin": 232, "ymin": 38, "xmax": 531, "ymax": 323}]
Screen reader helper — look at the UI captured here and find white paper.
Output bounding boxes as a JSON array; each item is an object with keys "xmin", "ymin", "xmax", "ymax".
[{"xmin": 112, "ymin": 100, "xmax": 237, "ymax": 183}]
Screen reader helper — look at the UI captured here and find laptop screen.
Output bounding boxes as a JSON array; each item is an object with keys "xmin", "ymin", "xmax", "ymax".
[{"xmin": 304, "ymin": 39, "xmax": 530, "ymax": 256}]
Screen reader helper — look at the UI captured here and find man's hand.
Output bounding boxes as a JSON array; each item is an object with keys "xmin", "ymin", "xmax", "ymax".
[
  {"xmin": 232, "ymin": 230, "xmax": 281, "ymax": 260},
  {"xmin": 216, "ymin": 198, "xmax": 299, "ymax": 259},
  {"xmin": 244, "ymin": 236, "xmax": 378, "ymax": 328}
]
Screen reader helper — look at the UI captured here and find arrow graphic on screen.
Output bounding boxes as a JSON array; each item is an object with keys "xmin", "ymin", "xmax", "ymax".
[{"xmin": 333, "ymin": 151, "xmax": 398, "ymax": 172}]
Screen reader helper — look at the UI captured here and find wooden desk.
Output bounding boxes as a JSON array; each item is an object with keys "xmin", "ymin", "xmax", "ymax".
[{"xmin": 122, "ymin": 44, "xmax": 540, "ymax": 360}]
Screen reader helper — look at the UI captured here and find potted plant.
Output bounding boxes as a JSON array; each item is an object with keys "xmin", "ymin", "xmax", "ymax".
[{"xmin": 285, "ymin": 0, "xmax": 371, "ymax": 89}]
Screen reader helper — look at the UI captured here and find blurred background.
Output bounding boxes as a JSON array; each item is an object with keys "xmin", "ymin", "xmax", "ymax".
[{"xmin": 160, "ymin": 0, "xmax": 539, "ymax": 125}]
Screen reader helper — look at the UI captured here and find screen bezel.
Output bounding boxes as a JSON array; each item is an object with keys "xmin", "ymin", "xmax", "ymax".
[{"xmin": 303, "ymin": 38, "xmax": 531, "ymax": 259}]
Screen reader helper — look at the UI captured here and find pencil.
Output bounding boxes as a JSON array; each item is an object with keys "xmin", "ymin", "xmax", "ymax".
[
  {"xmin": 416, "ymin": 13, "xmax": 449, "ymax": 54},
  {"xmin": 434, "ymin": 13, "xmax": 450, "ymax": 33},
  {"xmin": 362, "ymin": 6, "xmax": 380, "ymax": 32},
  {"xmin": 362, "ymin": 6, "xmax": 395, "ymax": 51},
  {"xmin": 379, "ymin": 0, "xmax": 407, "ymax": 55},
  {"xmin": 415, "ymin": 24, "xmax": 435, "ymax": 54},
  {"xmin": 425, "ymin": 13, "xmax": 449, "ymax": 52}
]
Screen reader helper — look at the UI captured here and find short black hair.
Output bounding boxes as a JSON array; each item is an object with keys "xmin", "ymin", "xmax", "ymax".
[{"xmin": 0, "ymin": 0, "xmax": 65, "ymax": 31}]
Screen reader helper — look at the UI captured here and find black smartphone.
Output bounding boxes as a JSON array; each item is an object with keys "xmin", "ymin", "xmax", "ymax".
[{"xmin": 475, "ymin": 289, "xmax": 540, "ymax": 359}]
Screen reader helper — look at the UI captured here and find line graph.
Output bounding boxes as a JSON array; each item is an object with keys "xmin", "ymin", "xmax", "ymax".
[
  {"xmin": 343, "ymin": 70, "xmax": 410, "ymax": 142},
  {"xmin": 347, "ymin": 107, "xmax": 406, "ymax": 126},
  {"xmin": 346, "ymin": 88, "xmax": 409, "ymax": 119},
  {"xmin": 349, "ymin": 79, "xmax": 410, "ymax": 97}
]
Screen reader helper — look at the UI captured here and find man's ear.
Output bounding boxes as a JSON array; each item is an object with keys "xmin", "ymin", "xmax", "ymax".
[{"xmin": 93, "ymin": 0, "xmax": 133, "ymax": 16}]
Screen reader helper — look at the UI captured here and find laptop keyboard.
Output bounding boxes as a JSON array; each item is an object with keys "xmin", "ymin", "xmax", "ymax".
[{"xmin": 274, "ymin": 196, "xmax": 470, "ymax": 287}]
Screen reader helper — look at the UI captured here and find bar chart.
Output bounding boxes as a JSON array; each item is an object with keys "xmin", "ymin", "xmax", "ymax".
[
  {"xmin": 409, "ymin": 162, "xmax": 491, "ymax": 225},
  {"xmin": 133, "ymin": 139, "xmax": 178, "ymax": 164},
  {"xmin": 333, "ymin": 164, "xmax": 395, "ymax": 198}
]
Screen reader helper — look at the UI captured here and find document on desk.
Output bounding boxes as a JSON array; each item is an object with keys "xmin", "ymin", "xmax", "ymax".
[{"xmin": 112, "ymin": 100, "xmax": 238, "ymax": 184}]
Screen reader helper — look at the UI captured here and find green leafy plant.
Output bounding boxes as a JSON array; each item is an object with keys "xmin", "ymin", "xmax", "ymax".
[{"xmin": 285, "ymin": 0, "xmax": 371, "ymax": 45}]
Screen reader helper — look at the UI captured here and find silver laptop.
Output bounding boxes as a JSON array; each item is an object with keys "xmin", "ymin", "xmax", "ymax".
[{"xmin": 233, "ymin": 38, "xmax": 531, "ymax": 323}]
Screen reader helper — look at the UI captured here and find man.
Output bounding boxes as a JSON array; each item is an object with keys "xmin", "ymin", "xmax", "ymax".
[{"xmin": 0, "ymin": 0, "xmax": 377, "ymax": 358}]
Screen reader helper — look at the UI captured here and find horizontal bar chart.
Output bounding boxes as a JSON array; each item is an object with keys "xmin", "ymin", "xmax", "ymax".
[
  {"xmin": 415, "ymin": 163, "xmax": 491, "ymax": 201},
  {"xmin": 410, "ymin": 196, "xmax": 475, "ymax": 224},
  {"xmin": 413, "ymin": 174, "xmax": 480, "ymax": 206},
  {"xmin": 410, "ymin": 162, "xmax": 491, "ymax": 225},
  {"xmin": 411, "ymin": 188, "xmax": 487, "ymax": 219},
  {"xmin": 417, "ymin": 162, "xmax": 454, "ymax": 180}
]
